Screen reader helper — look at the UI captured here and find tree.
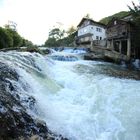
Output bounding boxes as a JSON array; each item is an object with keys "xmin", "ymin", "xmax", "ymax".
[
  {"xmin": 44, "ymin": 27, "xmax": 65, "ymax": 47},
  {"xmin": 49, "ymin": 28, "xmax": 65, "ymax": 40},
  {"xmin": 22, "ymin": 39, "xmax": 34, "ymax": 47},
  {"xmin": 6, "ymin": 28, "xmax": 23, "ymax": 47},
  {"xmin": 45, "ymin": 37, "xmax": 59, "ymax": 47},
  {"xmin": 0, "ymin": 27, "xmax": 13, "ymax": 49},
  {"xmin": 128, "ymin": 1, "xmax": 140, "ymax": 58},
  {"xmin": 128, "ymin": 1, "xmax": 140, "ymax": 18},
  {"xmin": 67, "ymin": 26, "xmax": 76, "ymax": 36},
  {"xmin": 44, "ymin": 26, "xmax": 77, "ymax": 47}
]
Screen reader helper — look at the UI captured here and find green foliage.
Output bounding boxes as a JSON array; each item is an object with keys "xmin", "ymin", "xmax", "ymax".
[
  {"xmin": 44, "ymin": 27, "xmax": 66, "ymax": 47},
  {"xmin": 6, "ymin": 28, "xmax": 23, "ymax": 47},
  {"xmin": 45, "ymin": 37, "xmax": 60, "ymax": 47},
  {"xmin": 44, "ymin": 26, "xmax": 76, "ymax": 47},
  {"xmin": 22, "ymin": 39, "xmax": 34, "ymax": 47},
  {"xmin": 128, "ymin": 1, "xmax": 140, "ymax": 56},
  {"xmin": 67, "ymin": 26, "xmax": 76, "ymax": 35},
  {"xmin": 0, "ymin": 25, "xmax": 35, "ymax": 49},
  {"xmin": 99, "ymin": 11, "xmax": 130, "ymax": 25},
  {"xmin": 0, "ymin": 27, "xmax": 13, "ymax": 49},
  {"xmin": 49, "ymin": 28, "xmax": 64, "ymax": 40},
  {"xmin": 128, "ymin": 1, "xmax": 140, "ymax": 18},
  {"xmin": 58, "ymin": 31, "xmax": 76, "ymax": 47}
]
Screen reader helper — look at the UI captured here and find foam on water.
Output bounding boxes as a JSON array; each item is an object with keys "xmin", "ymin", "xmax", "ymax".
[
  {"xmin": 1, "ymin": 51, "xmax": 140, "ymax": 140},
  {"xmin": 39, "ymin": 60, "xmax": 140, "ymax": 140}
]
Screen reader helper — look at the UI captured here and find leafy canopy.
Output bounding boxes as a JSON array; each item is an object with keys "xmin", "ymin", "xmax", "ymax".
[{"xmin": 44, "ymin": 26, "xmax": 76, "ymax": 47}]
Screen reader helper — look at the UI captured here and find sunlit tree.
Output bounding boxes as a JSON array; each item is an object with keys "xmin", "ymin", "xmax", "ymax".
[
  {"xmin": 67, "ymin": 26, "xmax": 76, "ymax": 36},
  {"xmin": 49, "ymin": 28, "xmax": 65, "ymax": 40}
]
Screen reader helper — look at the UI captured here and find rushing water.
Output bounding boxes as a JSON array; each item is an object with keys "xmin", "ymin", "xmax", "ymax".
[{"xmin": 0, "ymin": 49, "xmax": 140, "ymax": 140}]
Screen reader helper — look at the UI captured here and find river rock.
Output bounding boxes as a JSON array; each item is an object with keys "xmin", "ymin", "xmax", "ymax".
[{"xmin": 84, "ymin": 53, "xmax": 105, "ymax": 61}]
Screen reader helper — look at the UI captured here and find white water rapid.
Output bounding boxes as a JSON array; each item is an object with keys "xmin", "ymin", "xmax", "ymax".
[{"xmin": 0, "ymin": 50, "xmax": 140, "ymax": 140}]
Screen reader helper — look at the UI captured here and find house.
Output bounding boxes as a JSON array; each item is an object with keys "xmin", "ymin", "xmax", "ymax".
[
  {"xmin": 106, "ymin": 18, "xmax": 131, "ymax": 57},
  {"xmin": 76, "ymin": 17, "xmax": 106, "ymax": 46},
  {"xmin": 105, "ymin": 15, "xmax": 138, "ymax": 62}
]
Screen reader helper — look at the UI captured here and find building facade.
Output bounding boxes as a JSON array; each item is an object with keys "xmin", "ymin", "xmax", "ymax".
[
  {"xmin": 106, "ymin": 17, "xmax": 135, "ymax": 58},
  {"xmin": 76, "ymin": 18, "xmax": 106, "ymax": 46}
]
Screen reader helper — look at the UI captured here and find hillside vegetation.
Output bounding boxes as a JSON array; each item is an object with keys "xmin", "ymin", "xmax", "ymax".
[{"xmin": 99, "ymin": 11, "xmax": 130, "ymax": 25}]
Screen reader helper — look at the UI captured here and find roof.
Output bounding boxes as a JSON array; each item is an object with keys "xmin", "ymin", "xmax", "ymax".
[
  {"xmin": 106, "ymin": 17, "xmax": 132, "ymax": 28},
  {"xmin": 121, "ymin": 13, "xmax": 132, "ymax": 20},
  {"xmin": 106, "ymin": 13, "xmax": 134, "ymax": 28},
  {"xmin": 77, "ymin": 17, "xmax": 106, "ymax": 28}
]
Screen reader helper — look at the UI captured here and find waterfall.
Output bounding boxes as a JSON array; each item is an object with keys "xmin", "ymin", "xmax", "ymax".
[{"xmin": 0, "ymin": 50, "xmax": 140, "ymax": 140}]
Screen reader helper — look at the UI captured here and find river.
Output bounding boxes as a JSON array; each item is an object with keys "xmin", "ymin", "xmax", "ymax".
[{"xmin": 0, "ymin": 48, "xmax": 140, "ymax": 140}]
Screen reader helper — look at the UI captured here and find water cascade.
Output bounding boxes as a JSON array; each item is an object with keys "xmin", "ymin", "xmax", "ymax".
[{"xmin": 0, "ymin": 49, "xmax": 140, "ymax": 140}]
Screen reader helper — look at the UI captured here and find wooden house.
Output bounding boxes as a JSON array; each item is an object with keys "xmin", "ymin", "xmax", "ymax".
[{"xmin": 106, "ymin": 16, "xmax": 140, "ymax": 60}]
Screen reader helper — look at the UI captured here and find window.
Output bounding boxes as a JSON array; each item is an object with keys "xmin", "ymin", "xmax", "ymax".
[
  {"xmin": 96, "ymin": 36, "xmax": 99, "ymax": 40},
  {"xmin": 99, "ymin": 28, "xmax": 102, "ymax": 32},
  {"xmin": 96, "ymin": 27, "xmax": 102, "ymax": 32}
]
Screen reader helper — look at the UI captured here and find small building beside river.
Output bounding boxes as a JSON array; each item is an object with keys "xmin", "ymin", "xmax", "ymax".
[
  {"xmin": 76, "ymin": 17, "xmax": 106, "ymax": 46},
  {"xmin": 106, "ymin": 15, "xmax": 140, "ymax": 61}
]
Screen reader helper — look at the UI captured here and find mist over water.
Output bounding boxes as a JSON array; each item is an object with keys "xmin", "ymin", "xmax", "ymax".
[{"xmin": 0, "ymin": 50, "xmax": 140, "ymax": 140}]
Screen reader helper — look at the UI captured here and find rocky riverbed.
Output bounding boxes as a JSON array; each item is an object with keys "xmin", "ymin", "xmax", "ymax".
[
  {"xmin": 97, "ymin": 64, "xmax": 140, "ymax": 80},
  {"xmin": 0, "ymin": 62, "xmax": 68, "ymax": 140},
  {"xmin": 74, "ymin": 62, "xmax": 140, "ymax": 80}
]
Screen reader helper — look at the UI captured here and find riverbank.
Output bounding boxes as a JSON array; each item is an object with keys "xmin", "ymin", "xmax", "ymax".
[{"xmin": 84, "ymin": 52, "xmax": 140, "ymax": 72}]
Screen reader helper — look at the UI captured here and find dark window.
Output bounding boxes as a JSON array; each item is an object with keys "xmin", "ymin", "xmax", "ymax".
[
  {"xmin": 96, "ymin": 27, "xmax": 102, "ymax": 32},
  {"xmin": 114, "ymin": 41, "xmax": 120, "ymax": 52},
  {"xmin": 121, "ymin": 40, "xmax": 127, "ymax": 55},
  {"xmin": 96, "ymin": 36, "xmax": 99, "ymax": 40}
]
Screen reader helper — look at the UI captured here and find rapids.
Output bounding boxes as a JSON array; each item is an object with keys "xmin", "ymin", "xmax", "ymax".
[{"xmin": 0, "ymin": 49, "xmax": 140, "ymax": 140}]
